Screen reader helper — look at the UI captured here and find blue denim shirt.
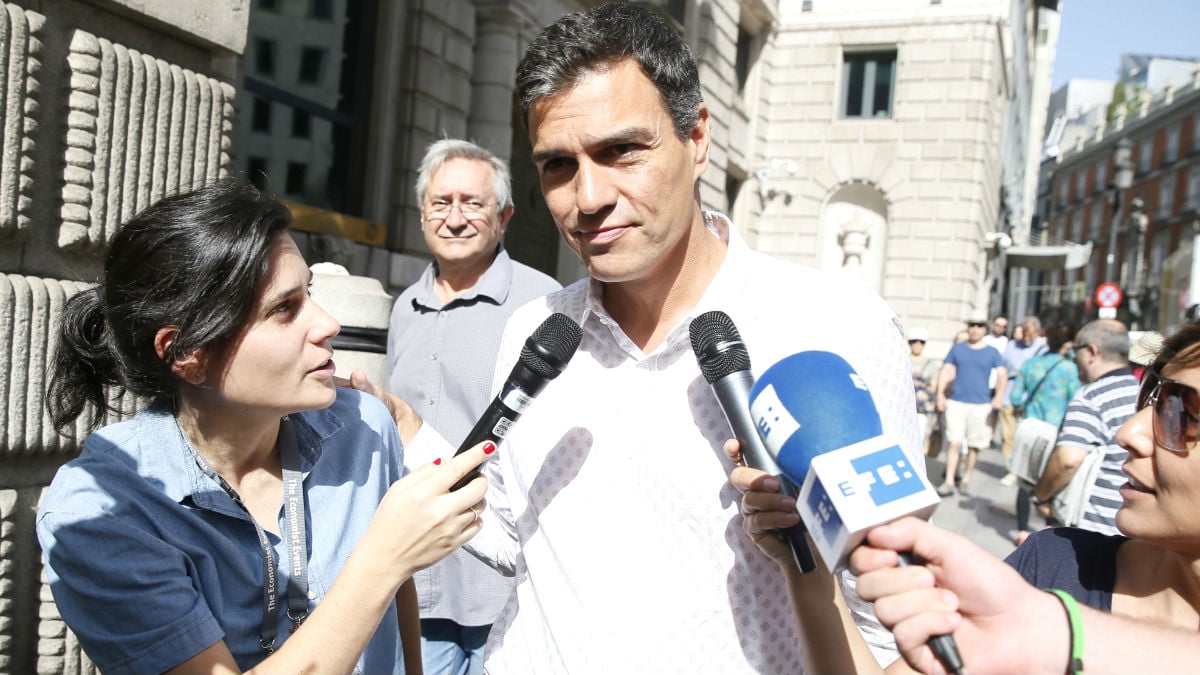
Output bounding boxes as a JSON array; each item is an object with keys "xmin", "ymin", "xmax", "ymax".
[{"xmin": 37, "ymin": 388, "xmax": 406, "ymax": 675}]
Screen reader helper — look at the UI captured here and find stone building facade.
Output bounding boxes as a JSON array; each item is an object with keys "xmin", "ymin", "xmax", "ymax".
[{"xmin": 0, "ymin": 0, "xmax": 1052, "ymax": 671}]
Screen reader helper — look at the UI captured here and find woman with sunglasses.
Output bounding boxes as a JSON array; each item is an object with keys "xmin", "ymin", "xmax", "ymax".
[
  {"xmin": 37, "ymin": 181, "xmax": 492, "ymax": 675},
  {"xmin": 1003, "ymin": 321, "xmax": 1200, "ymax": 623}
]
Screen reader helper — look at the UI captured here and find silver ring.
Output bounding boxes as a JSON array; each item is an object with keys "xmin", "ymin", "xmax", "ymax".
[{"xmin": 470, "ymin": 507, "xmax": 480, "ymax": 521}]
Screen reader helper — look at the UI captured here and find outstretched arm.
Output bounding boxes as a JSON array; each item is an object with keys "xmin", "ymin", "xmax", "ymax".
[{"xmin": 851, "ymin": 517, "xmax": 1200, "ymax": 675}]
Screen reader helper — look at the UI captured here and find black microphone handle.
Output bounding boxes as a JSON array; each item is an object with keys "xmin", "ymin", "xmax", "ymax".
[
  {"xmin": 896, "ymin": 553, "xmax": 965, "ymax": 675},
  {"xmin": 712, "ymin": 372, "xmax": 818, "ymax": 574},
  {"xmin": 448, "ymin": 396, "xmax": 518, "ymax": 491}
]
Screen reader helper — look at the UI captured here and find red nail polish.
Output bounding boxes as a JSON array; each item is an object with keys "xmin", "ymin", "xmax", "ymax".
[
  {"xmin": 433, "ymin": 458, "xmax": 442, "ymax": 465},
  {"xmin": 483, "ymin": 442, "xmax": 497, "ymax": 454}
]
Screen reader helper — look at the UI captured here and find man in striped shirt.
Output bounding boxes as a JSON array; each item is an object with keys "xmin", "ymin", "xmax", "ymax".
[{"xmin": 1031, "ymin": 319, "xmax": 1138, "ymax": 535}]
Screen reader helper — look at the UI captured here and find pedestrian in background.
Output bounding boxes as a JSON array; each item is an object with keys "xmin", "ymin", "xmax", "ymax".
[
  {"xmin": 1032, "ymin": 319, "xmax": 1137, "ymax": 535},
  {"xmin": 999, "ymin": 316, "xmax": 1048, "ymax": 485},
  {"xmin": 936, "ymin": 314, "xmax": 1006, "ymax": 496},
  {"xmin": 1008, "ymin": 323, "xmax": 1079, "ymax": 545}
]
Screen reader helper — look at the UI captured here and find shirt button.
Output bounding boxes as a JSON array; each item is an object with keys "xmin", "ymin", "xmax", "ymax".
[
  {"xmin": 308, "ymin": 590, "xmax": 317, "ymax": 600},
  {"xmin": 439, "ymin": 311, "xmax": 447, "ymax": 318},
  {"xmin": 427, "ymin": 399, "xmax": 435, "ymax": 406},
  {"xmin": 431, "ymin": 354, "xmax": 438, "ymax": 360}
]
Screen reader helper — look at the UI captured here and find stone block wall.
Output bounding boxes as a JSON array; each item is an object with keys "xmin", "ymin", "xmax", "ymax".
[{"xmin": 0, "ymin": 2, "xmax": 246, "ymax": 671}]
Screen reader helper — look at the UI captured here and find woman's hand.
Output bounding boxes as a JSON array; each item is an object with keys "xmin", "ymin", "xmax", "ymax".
[{"xmin": 363, "ymin": 441, "xmax": 494, "ymax": 582}]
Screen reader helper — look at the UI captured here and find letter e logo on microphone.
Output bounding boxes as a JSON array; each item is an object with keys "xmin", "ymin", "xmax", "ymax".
[
  {"xmin": 749, "ymin": 383, "xmax": 801, "ymax": 454},
  {"xmin": 849, "ymin": 445, "xmax": 925, "ymax": 506}
]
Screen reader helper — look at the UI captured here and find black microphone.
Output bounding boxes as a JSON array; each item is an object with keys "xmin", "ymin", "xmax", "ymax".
[
  {"xmin": 450, "ymin": 312, "xmax": 583, "ymax": 491},
  {"xmin": 689, "ymin": 310, "xmax": 818, "ymax": 573}
]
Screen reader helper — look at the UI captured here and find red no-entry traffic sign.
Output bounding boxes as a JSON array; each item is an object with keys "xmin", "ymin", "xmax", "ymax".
[{"xmin": 1095, "ymin": 282, "xmax": 1123, "ymax": 308}]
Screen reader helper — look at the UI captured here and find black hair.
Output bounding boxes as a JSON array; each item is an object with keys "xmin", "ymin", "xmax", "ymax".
[
  {"xmin": 1044, "ymin": 323, "xmax": 1074, "ymax": 355},
  {"xmin": 515, "ymin": 2, "xmax": 703, "ymax": 140},
  {"xmin": 48, "ymin": 180, "xmax": 293, "ymax": 432}
]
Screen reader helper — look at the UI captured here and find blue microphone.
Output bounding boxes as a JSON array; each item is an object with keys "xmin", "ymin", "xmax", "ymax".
[{"xmin": 749, "ymin": 351, "xmax": 963, "ymax": 675}]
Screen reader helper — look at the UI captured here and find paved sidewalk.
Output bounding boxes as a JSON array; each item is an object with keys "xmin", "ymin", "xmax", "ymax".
[{"xmin": 922, "ymin": 445, "xmax": 1048, "ymax": 561}]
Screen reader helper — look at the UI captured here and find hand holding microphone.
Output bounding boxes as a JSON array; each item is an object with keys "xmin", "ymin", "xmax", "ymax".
[
  {"xmin": 748, "ymin": 350, "xmax": 963, "ymax": 675},
  {"xmin": 449, "ymin": 312, "xmax": 582, "ymax": 491},
  {"xmin": 689, "ymin": 311, "xmax": 817, "ymax": 574}
]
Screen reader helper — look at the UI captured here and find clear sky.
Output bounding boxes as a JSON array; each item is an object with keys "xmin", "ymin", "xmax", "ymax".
[{"xmin": 1052, "ymin": 0, "xmax": 1200, "ymax": 90}]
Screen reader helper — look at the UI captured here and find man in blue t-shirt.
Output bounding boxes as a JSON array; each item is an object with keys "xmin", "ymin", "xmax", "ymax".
[{"xmin": 935, "ymin": 314, "xmax": 1006, "ymax": 496}]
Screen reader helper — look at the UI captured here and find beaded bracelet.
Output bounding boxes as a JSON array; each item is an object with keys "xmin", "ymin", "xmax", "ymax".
[{"xmin": 1047, "ymin": 589, "xmax": 1084, "ymax": 675}]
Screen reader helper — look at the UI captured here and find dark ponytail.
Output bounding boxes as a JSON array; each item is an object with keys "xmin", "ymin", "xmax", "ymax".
[
  {"xmin": 47, "ymin": 180, "xmax": 292, "ymax": 432},
  {"xmin": 48, "ymin": 288, "xmax": 119, "ymax": 431}
]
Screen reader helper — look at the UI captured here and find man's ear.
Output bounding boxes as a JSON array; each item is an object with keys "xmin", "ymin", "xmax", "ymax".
[{"xmin": 154, "ymin": 326, "xmax": 206, "ymax": 385}]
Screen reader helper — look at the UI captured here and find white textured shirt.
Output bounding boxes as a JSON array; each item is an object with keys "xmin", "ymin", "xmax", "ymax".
[{"xmin": 462, "ymin": 214, "xmax": 919, "ymax": 674}]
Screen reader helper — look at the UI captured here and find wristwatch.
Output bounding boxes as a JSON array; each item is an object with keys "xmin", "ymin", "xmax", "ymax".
[{"xmin": 1031, "ymin": 494, "xmax": 1050, "ymax": 506}]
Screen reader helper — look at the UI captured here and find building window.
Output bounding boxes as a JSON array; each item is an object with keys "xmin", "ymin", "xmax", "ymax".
[
  {"xmin": 286, "ymin": 162, "xmax": 307, "ymax": 194},
  {"xmin": 1159, "ymin": 173, "xmax": 1176, "ymax": 218},
  {"xmin": 1074, "ymin": 170, "xmax": 1085, "ymax": 200},
  {"xmin": 1094, "ymin": 160, "xmax": 1108, "ymax": 194},
  {"xmin": 299, "ymin": 47, "xmax": 325, "ymax": 84},
  {"xmin": 1089, "ymin": 202, "xmax": 1103, "ymax": 241},
  {"xmin": 1193, "ymin": 115, "xmax": 1200, "ymax": 152},
  {"xmin": 1187, "ymin": 165, "xmax": 1200, "ymax": 211},
  {"xmin": 841, "ymin": 50, "xmax": 896, "ymax": 118},
  {"xmin": 1058, "ymin": 178, "xmax": 1068, "ymax": 206},
  {"xmin": 239, "ymin": 0, "xmax": 377, "ymax": 215},
  {"xmin": 251, "ymin": 96, "xmax": 271, "ymax": 133},
  {"xmin": 310, "ymin": 0, "xmax": 334, "ymax": 19},
  {"xmin": 735, "ymin": 28, "xmax": 753, "ymax": 96},
  {"xmin": 1139, "ymin": 138, "xmax": 1153, "ymax": 174},
  {"xmin": 247, "ymin": 156, "xmax": 269, "ymax": 190},
  {"xmin": 255, "ymin": 38, "xmax": 276, "ymax": 78},
  {"xmin": 1166, "ymin": 124, "xmax": 1181, "ymax": 164},
  {"xmin": 292, "ymin": 109, "xmax": 311, "ymax": 138}
]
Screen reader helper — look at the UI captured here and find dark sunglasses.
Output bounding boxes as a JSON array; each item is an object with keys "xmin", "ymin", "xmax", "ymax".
[
  {"xmin": 1137, "ymin": 365, "xmax": 1200, "ymax": 452},
  {"xmin": 966, "ymin": 322, "xmax": 986, "ymax": 328}
]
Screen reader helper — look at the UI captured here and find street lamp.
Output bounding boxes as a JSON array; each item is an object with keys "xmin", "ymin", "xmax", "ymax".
[
  {"xmin": 1106, "ymin": 137, "xmax": 1134, "ymax": 276},
  {"xmin": 1127, "ymin": 196, "xmax": 1149, "ymax": 329}
]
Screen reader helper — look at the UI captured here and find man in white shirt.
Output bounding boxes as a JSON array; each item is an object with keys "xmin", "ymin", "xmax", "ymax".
[{"xmin": 454, "ymin": 4, "xmax": 919, "ymax": 673}]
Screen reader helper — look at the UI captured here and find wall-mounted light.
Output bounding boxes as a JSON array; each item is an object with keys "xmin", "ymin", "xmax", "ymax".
[{"xmin": 755, "ymin": 158, "xmax": 799, "ymax": 205}]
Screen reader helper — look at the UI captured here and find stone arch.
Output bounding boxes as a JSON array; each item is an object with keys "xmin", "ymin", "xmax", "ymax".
[{"xmin": 816, "ymin": 181, "xmax": 889, "ymax": 293}]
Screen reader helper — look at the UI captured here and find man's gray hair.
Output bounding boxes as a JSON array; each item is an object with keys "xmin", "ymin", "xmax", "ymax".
[
  {"xmin": 1076, "ymin": 319, "xmax": 1130, "ymax": 363},
  {"xmin": 414, "ymin": 139, "xmax": 513, "ymax": 211}
]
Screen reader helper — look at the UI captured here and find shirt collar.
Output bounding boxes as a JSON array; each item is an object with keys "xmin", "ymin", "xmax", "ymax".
[
  {"xmin": 412, "ymin": 247, "xmax": 512, "ymax": 311},
  {"xmin": 580, "ymin": 211, "xmax": 744, "ymax": 361},
  {"xmin": 139, "ymin": 401, "xmax": 345, "ymax": 509}
]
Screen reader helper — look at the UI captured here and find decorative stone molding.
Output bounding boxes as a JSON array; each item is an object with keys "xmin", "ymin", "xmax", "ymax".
[
  {"xmin": 0, "ymin": 490, "xmax": 12, "ymax": 675},
  {"xmin": 60, "ymin": 30, "xmax": 236, "ymax": 251},
  {"xmin": 0, "ymin": 274, "xmax": 140, "ymax": 458},
  {"xmin": 0, "ymin": 4, "xmax": 44, "ymax": 240}
]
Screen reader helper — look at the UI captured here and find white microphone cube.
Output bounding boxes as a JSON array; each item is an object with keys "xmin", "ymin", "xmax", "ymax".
[{"xmin": 796, "ymin": 434, "xmax": 940, "ymax": 572}]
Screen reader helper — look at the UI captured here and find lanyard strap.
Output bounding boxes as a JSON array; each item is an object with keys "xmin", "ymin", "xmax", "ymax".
[{"xmin": 178, "ymin": 416, "xmax": 310, "ymax": 654}]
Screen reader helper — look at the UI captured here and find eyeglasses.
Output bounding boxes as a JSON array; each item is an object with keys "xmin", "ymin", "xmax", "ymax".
[
  {"xmin": 425, "ymin": 198, "xmax": 495, "ymax": 221},
  {"xmin": 967, "ymin": 322, "xmax": 986, "ymax": 328},
  {"xmin": 1137, "ymin": 365, "xmax": 1200, "ymax": 452},
  {"xmin": 908, "ymin": 339, "xmax": 926, "ymax": 345}
]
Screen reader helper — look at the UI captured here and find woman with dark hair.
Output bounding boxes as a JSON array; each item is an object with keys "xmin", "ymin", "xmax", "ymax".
[
  {"xmin": 37, "ymin": 181, "xmax": 491, "ymax": 675},
  {"xmin": 1003, "ymin": 320, "xmax": 1200, "ymax": 616},
  {"xmin": 1007, "ymin": 323, "xmax": 1081, "ymax": 545}
]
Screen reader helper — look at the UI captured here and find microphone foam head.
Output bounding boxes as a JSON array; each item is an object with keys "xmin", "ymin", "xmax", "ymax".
[
  {"xmin": 689, "ymin": 310, "xmax": 751, "ymax": 383},
  {"xmin": 520, "ymin": 312, "xmax": 583, "ymax": 379},
  {"xmin": 749, "ymin": 351, "xmax": 884, "ymax": 484}
]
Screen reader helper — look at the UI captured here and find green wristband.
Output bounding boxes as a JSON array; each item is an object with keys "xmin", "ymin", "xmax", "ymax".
[{"xmin": 1048, "ymin": 589, "xmax": 1084, "ymax": 675}]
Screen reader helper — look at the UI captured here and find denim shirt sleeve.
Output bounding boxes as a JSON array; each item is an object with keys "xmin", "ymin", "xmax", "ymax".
[{"xmin": 38, "ymin": 485, "xmax": 225, "ymax": 675}]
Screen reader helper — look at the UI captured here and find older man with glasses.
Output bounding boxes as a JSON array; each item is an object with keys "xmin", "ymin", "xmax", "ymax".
[
  {"xmin": 383, "ymin": 139, "xmax": 562, "ymax": 675},
  {"xmin": 1031, "ymin": 319, "xmax": 1139, "ymax": 535}
]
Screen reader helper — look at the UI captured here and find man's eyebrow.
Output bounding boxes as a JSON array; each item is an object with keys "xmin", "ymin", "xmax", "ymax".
[{"xmin": 531, "ymin": 127, "xmax": 656, "ymax": 164}]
